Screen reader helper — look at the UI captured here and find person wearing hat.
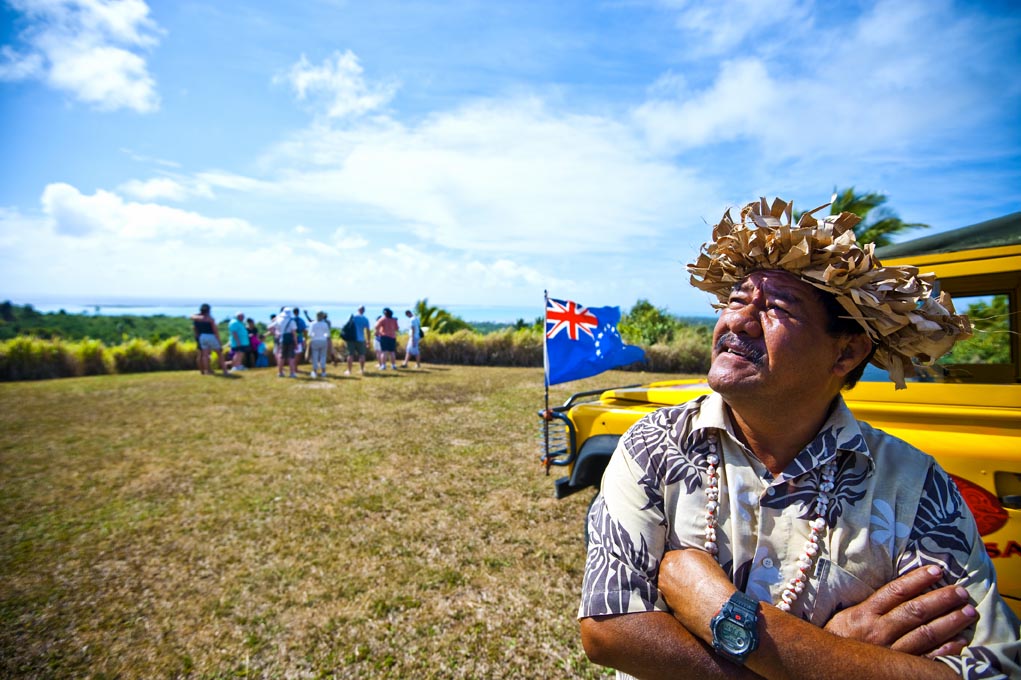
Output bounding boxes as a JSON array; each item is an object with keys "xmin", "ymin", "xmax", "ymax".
[
  {"xmin": 227, "ymin": 311, "xmax": 250, "ymax": 372},
  {"xmin": 307, "ymin": 310, "xmax": 332, "ymax": 379},
  {"xmin": 579, "ymin": 198, "xmax": 1018, "ymax": 679}
]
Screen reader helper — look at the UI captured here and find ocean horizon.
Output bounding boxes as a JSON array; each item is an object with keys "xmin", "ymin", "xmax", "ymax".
[
  {"xmin": 9, "ymin": 295, "xmax": 717, "ymax": 328},
  {"xmin": 12, "ymin": 296, "xmax": 546, "ymax": 325}
]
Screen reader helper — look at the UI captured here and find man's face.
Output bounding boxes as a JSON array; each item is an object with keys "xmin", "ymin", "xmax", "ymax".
[{"xmin": 707, "ymin": 270, "xmax": 845, "ymax": 405}]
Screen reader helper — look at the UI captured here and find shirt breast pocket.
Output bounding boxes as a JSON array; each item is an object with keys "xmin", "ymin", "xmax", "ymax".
[{"xmin": 806, "ymin": 557, "xmax": 877, "ymax": 626}]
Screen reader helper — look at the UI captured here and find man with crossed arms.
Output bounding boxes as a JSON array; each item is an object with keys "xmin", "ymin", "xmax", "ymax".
[{"xmin": 580, "ymin": 198, "xmax": 1019, "ymax": 679}]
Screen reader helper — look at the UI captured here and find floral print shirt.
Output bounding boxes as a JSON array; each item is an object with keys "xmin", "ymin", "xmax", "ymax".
[{"xmin": 580, "ymin": 393, "xmax": 1020, "ymax": 679}]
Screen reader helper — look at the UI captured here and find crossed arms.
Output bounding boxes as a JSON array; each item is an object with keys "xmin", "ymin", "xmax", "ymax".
[{"xmin": 581, "ymin": 550, "xmax": 970, "ymax": 679}]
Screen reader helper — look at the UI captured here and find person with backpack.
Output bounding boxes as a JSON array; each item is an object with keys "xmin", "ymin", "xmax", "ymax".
[
  {"xmin": 342, "ymin": 306, "xmax": 371, "ymax": 375},
  {"xmin": 401, "ymin": 309, "xmax": 422, "ymax": 368}
]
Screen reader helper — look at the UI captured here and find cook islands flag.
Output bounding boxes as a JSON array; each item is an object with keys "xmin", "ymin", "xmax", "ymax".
[{"xmin": 544, "ymin": 297, "xmax": 645, "ymax": 386}]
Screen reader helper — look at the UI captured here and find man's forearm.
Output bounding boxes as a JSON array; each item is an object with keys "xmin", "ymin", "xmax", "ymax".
[
  {"xmin": 660, "ymin": 551, "xmax": 959, "ymax": 680},
  {"xmin": 581, "ymin": 612, "xmax": 760, "ymax": 680},
  {"xmin": 744, "ymin": 604, "xmax": 959, "ymax": 680}
]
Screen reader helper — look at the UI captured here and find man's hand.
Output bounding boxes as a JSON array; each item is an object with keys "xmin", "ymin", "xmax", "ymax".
[{"xmin": 824, "ymin": 565, "xmax": 978, "ymax": 658}]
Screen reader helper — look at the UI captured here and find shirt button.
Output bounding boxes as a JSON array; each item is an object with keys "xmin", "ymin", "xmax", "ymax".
[
  {"xmin": 765, "ymin": 487, "xmax": 776, "ymax": 496},
  {"xmin": 762, "ymin": 558, "xmax": 774, "ymax": 569}
]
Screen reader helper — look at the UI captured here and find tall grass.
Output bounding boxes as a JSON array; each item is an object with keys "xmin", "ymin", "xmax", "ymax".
[
  {"xmin": 2, "ymin": 326, "xmax": 713, "ymax": 382},
  {"xmin": 0, "ymin": 336, "xmax": 201, "ymax": 381}
]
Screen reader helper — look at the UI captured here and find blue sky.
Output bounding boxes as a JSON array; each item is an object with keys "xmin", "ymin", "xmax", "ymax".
[{"xmin": 1, "ymin": 0, "xmax": 1019, "ymax": 317}]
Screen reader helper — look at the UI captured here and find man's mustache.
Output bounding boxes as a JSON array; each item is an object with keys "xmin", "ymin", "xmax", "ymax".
[{"xmin": 714, "ymin": 333, "xmax": 765, "ymax": 366}]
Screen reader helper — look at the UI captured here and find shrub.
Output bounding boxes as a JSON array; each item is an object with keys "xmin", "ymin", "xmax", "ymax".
[
  {"xmin": 629, "ymin": 326, "xmax": 712, "ymax": 374},
  {"xmin": 110, "ymin": 338, "xmax": 163, "ymax": 374},
  {"xmin": 159, "ymin": 337, "xmax": 198, "ymax": 372},
  {"xmin": 72, "ymin": 338, "xmax": 112, "ymax": 376},
  {"xmin": 416, "ymin": 328, "xmax": 543, "ymax": 367},
  {"xmin": 0, "ymin": 336, "xmax": 78, "ymax": 381},
  {"xmin": 619, "ymin": 299, "xmax": 680, "ymax": 345}
]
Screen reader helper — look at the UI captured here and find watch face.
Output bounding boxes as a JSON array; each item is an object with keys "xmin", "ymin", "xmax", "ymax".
[{"xmin": 716, "ymin": 619, "xmax": 752, "ymax": 653}]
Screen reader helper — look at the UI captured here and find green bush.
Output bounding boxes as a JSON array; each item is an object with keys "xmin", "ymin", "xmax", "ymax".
[
  {"xmin": 72, "ymin": 338, "xmax": 112, "ymax": 376},
  {"xmin": 638, "ymin": 327, "xmax": 713, "ymax": 374},
  {"xmin": 0, "ymin": 316, "xmax": 713, "ymax": 381},
  {"xmin": 620, "ymin": 299, "xmax": 680, "ymax": 345},
  {"xmin": 0, "ymin": 336, "xmax": 78, "ymax": 381},
  {"xmin": 417, "ymin": 328, "xmax": 543, "ymax": 367},
  {"xmin": 110, "ymin": 338, "xmax": 163, "ymax": 374},
  {"xmin": 159, "ymin": 337, "xmax": 198, "ymax": 372}
]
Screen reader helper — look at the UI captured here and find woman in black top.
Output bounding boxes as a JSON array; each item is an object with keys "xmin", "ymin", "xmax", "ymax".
[{"xmin": 191, "ymin": 303, "xmax": 228, "ymax": 375}]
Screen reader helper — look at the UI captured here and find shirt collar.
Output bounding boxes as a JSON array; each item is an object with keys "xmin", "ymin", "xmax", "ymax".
[{"xmin": 687, "ymin": 392, "xmax": 874, "ymax": 477}]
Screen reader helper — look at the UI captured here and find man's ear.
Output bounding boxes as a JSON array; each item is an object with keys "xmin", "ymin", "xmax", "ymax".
[{"xmin": 833, "ymin": 333, "xmax": 873, "ymax": 377}]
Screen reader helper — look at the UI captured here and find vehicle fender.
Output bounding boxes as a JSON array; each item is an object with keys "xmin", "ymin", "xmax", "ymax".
[{"xmin": 570, "ymin": 434, "xmax": 621, "ymax": 490}]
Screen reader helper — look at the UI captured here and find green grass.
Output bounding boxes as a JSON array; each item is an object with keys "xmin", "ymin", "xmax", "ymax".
[{"xmin": 0, "ymin": 364, "xmax": 686, "ymax": 678}]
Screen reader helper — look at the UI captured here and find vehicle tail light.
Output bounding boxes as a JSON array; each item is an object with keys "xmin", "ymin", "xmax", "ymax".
[{"xmin": 950, "ymin": 474, "xmax": 1008, "ymax": 536}]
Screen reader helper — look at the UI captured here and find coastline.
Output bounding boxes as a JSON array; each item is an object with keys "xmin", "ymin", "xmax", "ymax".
[
  {"xmin": 8, "ymin": 297, "xmax": 716, "ymax": 328},
  {"xmin": 12, "ymin": 297, "xmax": 545, "ymax": 325}
]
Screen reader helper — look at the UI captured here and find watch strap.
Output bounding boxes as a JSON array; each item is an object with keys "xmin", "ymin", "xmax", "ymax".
[
  {"xmin": 711, "ymin": 590, "xmax": 760, "ymax": 664},
  {"xmin": 725, "ymin": 590, "xmax": 759, "ymax": 620}
]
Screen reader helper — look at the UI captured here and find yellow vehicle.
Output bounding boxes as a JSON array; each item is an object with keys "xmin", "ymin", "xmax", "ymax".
[{"xmin": 539, "ymin": 212, "xmax": 1021, "ymax": 616}]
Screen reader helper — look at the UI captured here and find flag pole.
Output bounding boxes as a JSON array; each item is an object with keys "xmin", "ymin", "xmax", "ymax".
[{"xmin": 543, "ymin": 289, "xmax": 551, "ymax": 475}]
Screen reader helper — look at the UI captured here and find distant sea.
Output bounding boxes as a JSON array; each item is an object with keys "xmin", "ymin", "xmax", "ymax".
[{"xmin": 15, "ymin": 296, "xmax": 546, "ymax": 325}]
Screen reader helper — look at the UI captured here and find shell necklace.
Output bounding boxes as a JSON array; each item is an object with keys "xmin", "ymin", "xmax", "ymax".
[{"xmin": 703, "ymin": 430, "xmax": 836, "ymax": 612}]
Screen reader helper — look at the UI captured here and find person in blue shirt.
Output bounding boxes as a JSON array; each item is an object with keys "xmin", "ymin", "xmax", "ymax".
[
  {"xmin": 345, "ymin": 306, "xmax": 371, "ymax": 375},
  {"xmin": 227, "ymin": 312, "xmax": 250, "ymax": 372},
  {"xmin": 292, "ymin": 307, "xmax": 308, "ymax": 367}
]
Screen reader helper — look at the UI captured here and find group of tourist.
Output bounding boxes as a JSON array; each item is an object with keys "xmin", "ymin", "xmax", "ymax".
[{"xmin": 189, "ymin": 304, "xmax": 422, "ymax": 378}]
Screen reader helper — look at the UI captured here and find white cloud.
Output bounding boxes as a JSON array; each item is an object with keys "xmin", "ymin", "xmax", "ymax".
[
  {"xmin": 302, "ymin": 238, "xmax": 335, "ymax": 255},
  {"xmin": 258, "ymin": 97, "xmax": 718, "ymax": 255},
  {"xmin": 119, "ymin": 177, "xmax": 211, "ymax": 201},
  {"xmin": 0, "ymin": 0, "xmax": 161, "ymax": 112},
  {"xmin": 666, "ymin": 0, "xmax": 815, "ymax": 57},
  {"xmin": 40, "ymin": 183, "xmax": 255, "ymax": 240},
  {"xmin": 194, "ymin": 171, "xmax": 270, "ymax": 194},
  {"xmin": 277, "ymin": 50, "xmax": 398, "ymax": 119},
  {"xmin": 0, "ymin": 45, "xmax": 44, "ymax": 79},
  {"xmin": 634, "ymin": 58, "xmax": 776, "ymax": 152},
  {"xmin": 2, "ymin": 193, "xmax": 575, "ymax": 304},
  {"xmin": 120, "ymin": 148, "xmax": 181, "ymax": 169},
  {"xmin": 636, "ymin": 0, "xmax": 1017, "ymax": 162},
  {"xmin": 376, "ymin": 244, "xmax": 572, "ymax": 304},
  {"xmin": 330, "ymin": 228, "xmax": 368, "ymax": 250}
]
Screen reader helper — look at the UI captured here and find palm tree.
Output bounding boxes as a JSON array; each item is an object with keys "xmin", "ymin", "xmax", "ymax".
[
  {"xmin": 827, "ymin": 187, "xmax": 927, "ymax": 247},
  {"xmin": 413, "ymin": 298, "xmax": 472, "ymax": 334}
]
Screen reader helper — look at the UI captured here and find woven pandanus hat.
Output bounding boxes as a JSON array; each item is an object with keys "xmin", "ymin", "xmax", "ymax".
[{"xmin": 687, "ymin": 197, "xmax": 972, "ymax": 389}]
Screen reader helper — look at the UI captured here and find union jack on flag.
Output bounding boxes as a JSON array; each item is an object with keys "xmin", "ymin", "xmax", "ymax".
[
  {"xmin": 544, "ymin": 296, "xmax": 645, "ymax": 386},
  {"xmin": 545, "ymin": 299, "xmax": 599, "ymax": 341}
]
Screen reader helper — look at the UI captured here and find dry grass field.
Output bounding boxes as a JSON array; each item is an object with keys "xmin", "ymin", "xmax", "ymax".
[{"xmin": 1, "ymin": 364, "xmax": 683, "ymax": 678}]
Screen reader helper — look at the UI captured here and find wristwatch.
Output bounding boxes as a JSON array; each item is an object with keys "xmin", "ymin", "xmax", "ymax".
[{"xmin": 710, "ymin": 590, "xmax": 760, "ymax": 664}]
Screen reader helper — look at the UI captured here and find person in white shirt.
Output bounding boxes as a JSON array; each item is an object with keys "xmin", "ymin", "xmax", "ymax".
[
  {"xmin": 402, "ymin": 310, "xmax": 422, "ymax": 368},
  {"xmin": 308, "ymin": 311, "xmax": 332, "ymax": 378}
]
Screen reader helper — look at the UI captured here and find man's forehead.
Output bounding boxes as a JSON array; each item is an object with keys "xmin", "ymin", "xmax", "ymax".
[{"xmin": 733, "ymin": 270, "xmax": 817, "ymax": 300}]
